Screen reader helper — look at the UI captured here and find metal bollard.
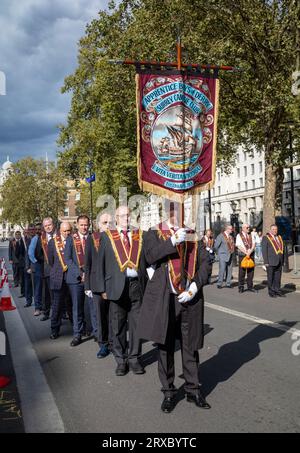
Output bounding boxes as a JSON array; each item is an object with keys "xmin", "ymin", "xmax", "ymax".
[{"xmin": 283, "ymin": 241, "xmax": 290, "ymax": 273}]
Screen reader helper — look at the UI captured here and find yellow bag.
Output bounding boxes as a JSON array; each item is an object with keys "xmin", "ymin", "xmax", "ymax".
[{"xmin": 241, "ymin": 256, "xmax": 255, "ymax": 269}]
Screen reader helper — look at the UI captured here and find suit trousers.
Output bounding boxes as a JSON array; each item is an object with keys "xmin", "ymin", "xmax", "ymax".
[
  {"xmin": 18, "ymin": 266, "xmax": 25, "ymax": 295},
  {"xmin": 267, "ymin": 263, "xmax": 282, "ymax": 296},
  {"xmin": 218, "ymin": 255, "xmax": 233, "ymax": 286},
  {"xmin": 238, "ymin": 256, "xmax": 254, "ymax": 289},
  {"xmin": 51, "ymin": 283, "xmax": 67, "ymax": 334},
  {"xmin": 109, "ymin": 279, "xmax": 142, "ymax": 365},
  {"xmin": 12, "ymin": 263, "xmax": 19, "ymax": 285},
  {"xmin": 68, "ymin": 283, "xmax": 85, "ymax": 338},
  {"xmin": 42, "ymin": 276, "xmax": 53, "ymax": 317},
  {"xmin": 33, "ymin": 264, "xmax": 43, "ymax": 310},
  {"xmin": 93, "ymin": 293, "xmax": 112, "ymax": 347},
  {"xmin": 85, "ymin": 294, "xmax": 98, "ymax": 337},
  {"xmin": 158, "ymin": 295, "xmax": 200, "ymax": 397},
  {"xmin": 24, "ymin": 269, "xmax": 33, "ymax": 305}
]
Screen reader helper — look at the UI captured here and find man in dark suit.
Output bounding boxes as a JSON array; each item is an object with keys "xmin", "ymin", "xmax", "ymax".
[
  {"xmin": 65, "ymin": 215, "xmax": 90, "ymax": 347},
  {"xmin": 23, "ymin": 225, "xmax": 35, "ymax": 308},
  {"xmin": 9, "ymin": 231, "xmax": 22, "ymax": 287},
  {"xmin": 262, "ymin": 224, "xmax": 285, "ymax": 298},
  {"xmin": 14, "ymin": 231, "xmax": 26, "ymax": 296},
  {"xmin": 48, "ymin": 221, "xmax": 73, "ymax": 339},
  {"xmin": 137, "ymin": 204, "xmax": 212, "ymax": 413},
  {"xmin": 85, "ymin": 212, "xmax": 113, "ymax": 358},
  {"xmin": 96, "ymin": 206, "xmax": 147, "ymax": 376},
  {"xmin": 34, "ymin": 217, "xmax": 56, "ymax": 321}
]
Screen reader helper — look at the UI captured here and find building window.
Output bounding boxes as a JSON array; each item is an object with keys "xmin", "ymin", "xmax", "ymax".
[
  {"xmin": 218, "ymin": 186, "xmax": 221, "ymax": 195},
  {"xmin": 243, "ymin": 151, "xmax": 247, "ymax": 161},
  {"xmin": 259, "ymin": 177, "xmax": 263, "ymax": 187},
  {"xmin": 251, "ymin": 164, "xmax": 254, "ymax": 175},
  {"xmin": 237, "ymin": 183, "xmax": 241, "ymax": 191},
  {"xmin": 252, "ymin": 180, "xmax": 255, "ymax": 189},
  {"xmin": 64, "ymin": 208, "xmax": 69, "ymax": 217},
  {"xmin": 259, "ymin": 162, "xmax": 263, "ymax": 173},
  {"xmin": 75, "ymin": 192, "xmax": 80, "ymax": 201},
  {"xmin": 244, "ymin": 181, "xmax": 248, "ymax": 190},
  {"xmin": 237, "ymin": 168, "xmax": 240, "ymax": 178},
  {"xmin": 244, "ymin": 213, "xmax": 248, "ymax": 223},
  {"xmin": 296, "ymin": 169, "xmax": 300, "ymax": 179},
  {"xmin": 217, "ymin": 172, "xmax": 221, "ymax": 182},
  {"xmin": 236, "ymin": 154, "xmax": 240, "ymax": 163},
  {"xmin": 286, "ymin": 191, "xmax": 290, "ymax": 199},
  {"xmin": 244, "ymin": 166, "xmax": 247, "ymax": 177}
]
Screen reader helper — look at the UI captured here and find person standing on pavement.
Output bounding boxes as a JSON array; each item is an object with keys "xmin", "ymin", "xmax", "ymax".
[
  {"xmin": 48, "ymin": 222, "xmax": 73, "ymax": 339},
  {"xmin": 65, "ymin": 215, "xmax": 90, "ymax": 347},
  {"xmin": 236, "ymin": 224, "xmax": 256, "ymax": 293},
  {"xmin": 201, "ymin": 229, "xmax": 215, "ymax": 283},
  {"xmin": 15, "ymin": 231, "xmax": 26, "ymax": 297},
  {"xmin": 96, "ymin": 205, "xmax": 147, "ymax": 376},
  {"xmin": 34, "ymin": 217, "xmax": 56, "ymax": 322},
  {"xmin": 85, "ymin": 212, "xmax": 113, "ymax": 359},
  {"xmin": 23, "ymin": 225, "xmax": 35, "ymax": 308},
  {"xmin": 9, "ymin": 232, "xmax": 21, "ymax": 287},
  {"xmin": 262, "ymin": 224, "xmax": 285, "ymax": 298},
  {"xmin": 137, "ymin": 203, "xmax": 212, "ymax": 413},
  {"xmin": 214, "ymin": 224, "xmax": 235, "ymax": 289},
  {"xmin": 28, "ymin": 222, "xmax": 43, "ymax": 316},
  {"xmin": 255, "ymin": 231, "xmax": 263, "ymax": 263}
]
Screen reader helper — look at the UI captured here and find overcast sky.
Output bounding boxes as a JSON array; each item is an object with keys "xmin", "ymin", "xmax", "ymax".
[{"xmin": 0, "ymin": 0, "xmax": 110, "ymax": 164}]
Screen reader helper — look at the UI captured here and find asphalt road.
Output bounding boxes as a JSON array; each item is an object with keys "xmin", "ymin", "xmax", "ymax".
[{"xmin": 1, "ymin": 243, "xmax": 300, "ymax": 433}]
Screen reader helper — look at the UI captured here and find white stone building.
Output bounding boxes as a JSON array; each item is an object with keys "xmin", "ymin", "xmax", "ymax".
[{"xmin": 201, "ymin": 147, "xmax": 300, "ymax": 233}]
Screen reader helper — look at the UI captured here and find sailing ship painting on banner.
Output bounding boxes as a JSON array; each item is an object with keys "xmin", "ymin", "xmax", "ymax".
[{"xmin": 137, "ymin": 73, "xmax": 219, "ymax": 201}]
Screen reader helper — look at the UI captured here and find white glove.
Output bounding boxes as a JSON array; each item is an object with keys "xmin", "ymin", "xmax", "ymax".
[
  {"xmin": 171, "ymin": 228, "xmax": 186, "ymax": 246},
  {"xmin": 85, "ymin": 290, "xmax": 93, "ymax": 298},
  {"xmin": 177, "ymin": 282, "xmax": 198, "ymax": 303}
]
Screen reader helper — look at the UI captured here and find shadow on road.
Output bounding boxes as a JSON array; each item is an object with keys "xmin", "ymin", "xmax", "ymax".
[{"xmin": 199, "ymin": 320, "xmax": 298, "ymax": 398}]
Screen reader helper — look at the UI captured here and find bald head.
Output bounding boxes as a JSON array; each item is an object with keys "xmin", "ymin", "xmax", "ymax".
[
  {"xmin": 60, "ymin": 222, "xmax": 72, "ymax": 240},
  {"xmin": 115, "ymin": 205, "xmax": 130, "ymax": 230},
  {"xmin": 98, "ymin": 213, "xmax": 113, "ymax": 232}
]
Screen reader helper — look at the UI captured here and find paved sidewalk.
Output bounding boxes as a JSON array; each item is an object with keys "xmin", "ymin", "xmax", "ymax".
[{"xmin": 212, "ymin": 255, "xmax": 300, "ymax": 293}]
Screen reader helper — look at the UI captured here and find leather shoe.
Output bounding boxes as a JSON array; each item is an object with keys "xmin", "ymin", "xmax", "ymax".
[
  {"xmin": 115, "ymin": 363, "xmax": 128, "ymax": 376},
  {"xmin": 24, "ymin": 303, "xmax": 32, "ymax": 308},
  {"xmin": 50, "ymin": 333, "xmax": 59, "ymax": 340},
  {"xmin": 129, "ymin": 362, "xmax": 145, "ymax": 375},
  {"xmin": 247, "ymin": 288, "xmax": 257, "ymax": 293},
  {"xmin": 161, "ymin": 396, "xmax": 176, "ymax": 413},
  {"xmin": 217, "ymin": 285, "xmax": 222, "ymax": 289},
  {"xmin": 40, "ymin": 315, "xmax": 49, "ymax": 322},
  {"xmin": 70, "ymin": 337, "xmax": 82, "ymax": 347},
  {"xmin": 97, "ymin": 345, "xmax": 110, "ymax": 359},
  {"xmin": 186, "ymin": 392, "xmax": 211, "ymax": 409},
  {"xmin": 275, "ymin": 292, "xmax": 286, "ymax": 297},
  {"xmin": 238, "ymin": 287, "xmax": 244, "ymax": 293},
  {"xmin": 269, "ymin": 293, "xmax": 277, "ymax": 298}
]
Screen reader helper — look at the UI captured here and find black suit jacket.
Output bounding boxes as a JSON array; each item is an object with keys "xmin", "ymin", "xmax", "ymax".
[
  {"xmin": 137, "ymin": 229, "xmax": 211, "ymax": 350},
  {"xmin": 262, "ymin": 235, "xmax": 284, "ymax": 267},
  {"xmin": 95, "ymin": 231, "xmax": 147, "ymax": 301},
  {"xmin": 15, "ymin": 238, "xmax": 26, "ymax": 267},
  {"xmin": 9, "ymin": 240, "xmax": 18, "ymax": 263},
  {"xmin": 84, "ymin": 233, "xmax": 102, "ymax": 293},
  {"xmin": 48, "ymin": 238, "xmax": 66, "ymax": 291}
]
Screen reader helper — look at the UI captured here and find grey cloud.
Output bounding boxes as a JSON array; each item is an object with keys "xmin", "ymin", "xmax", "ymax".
[{"xmin": 0, "ymin": 0, "xmax": 110, "ymax": 163}]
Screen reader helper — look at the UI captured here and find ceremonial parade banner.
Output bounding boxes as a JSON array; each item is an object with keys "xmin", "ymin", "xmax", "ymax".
[{"xmin": 136, "ymin": 73, "xmax": 219, "ymax": 201}]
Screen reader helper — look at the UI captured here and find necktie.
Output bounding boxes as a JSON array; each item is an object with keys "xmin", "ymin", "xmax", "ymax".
[
  {"xmin": 82, "ymin": 236, "xmax": 86, "ymax": 253},
  {"xmin": 122, "ymin": 230, "xmax": 130, "ymax": 255},
  {"xmin": 274, "ymin": 235, "xmax": 280, "ymax": 248}
]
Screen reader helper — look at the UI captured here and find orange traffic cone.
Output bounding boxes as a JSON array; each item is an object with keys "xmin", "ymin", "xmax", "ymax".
[
  {"xmin": 0, "ymin": 375, "xmax": 11, "ymax": 388},
  {"xmin": 0, "ymin": 275, "xmax": 16, "ymax": 311}
]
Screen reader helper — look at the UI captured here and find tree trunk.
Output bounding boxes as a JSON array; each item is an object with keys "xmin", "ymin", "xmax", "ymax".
[{"xmin": 263, "ymin": 147, "xmax": 284, "ymax": 233}]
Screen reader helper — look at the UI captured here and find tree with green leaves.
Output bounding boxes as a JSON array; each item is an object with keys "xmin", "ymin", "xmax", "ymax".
[
  {"xmin": 58, "ymin": 0, "xmax": 300, "ymax": 229},
  {"xmin": 0, "ymin": 157, "xmax": 68, "ymax": 227}
]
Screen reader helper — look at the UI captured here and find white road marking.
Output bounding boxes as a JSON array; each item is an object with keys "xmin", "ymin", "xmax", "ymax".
[{"xmin": 205, "ymin": 302, "xmax": 300, "ymax": 337}]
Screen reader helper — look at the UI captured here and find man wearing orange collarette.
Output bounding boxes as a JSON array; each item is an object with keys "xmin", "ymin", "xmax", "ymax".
[
  {"xmin": 262, "ymin": 224, "xmax": 285, "ymax": 298},
  {"xmin": 96, "ymin": 205, "xmax": 147, "ymax": 376}
]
